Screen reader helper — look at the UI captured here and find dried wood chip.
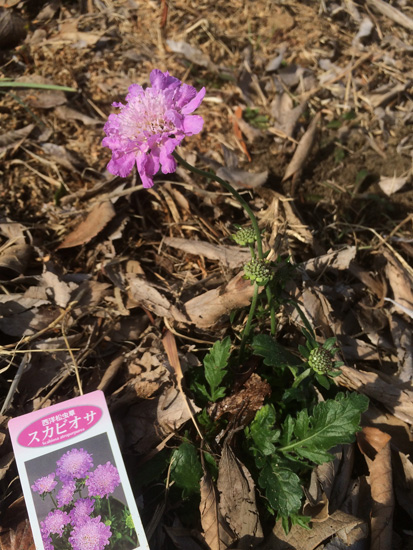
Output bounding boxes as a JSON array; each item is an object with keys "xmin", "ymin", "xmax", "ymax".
[
  {"xmin": 164, "ymin": 237, "xmax": 250, "ymax": 269},
  {"xmin": 357, "ymin": 427, "xmax": 394, "ymax": 549},
  {"xmin": 282, "ymin": 112, "xmax": 321, "ymax": 182},
  {"xmin": 217, "ymin": 445, "xmax": 263, "ymax": 547},
  {"xmin": 57, "ymin": 201, "xmax": 116, "ymax": 249},
  {"xmin": 366, "ymin": 0, "xmax": 413, "ymax": 31},
  {"xmin": 200, "ymin": 471, "xmax": 235, "ymax": 550},
  {"xmin": 338, "ymin": 365, "xmax": 413, "ymax": 425}
]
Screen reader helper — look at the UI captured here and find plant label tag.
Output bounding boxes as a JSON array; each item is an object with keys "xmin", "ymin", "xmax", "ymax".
[{"xmin": 8, "ymin": 390, "xmax": 150, "ymax": 550}]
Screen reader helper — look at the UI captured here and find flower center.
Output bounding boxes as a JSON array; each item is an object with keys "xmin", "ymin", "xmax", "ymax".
[{"xmin": 118, "ymin": 89, "xmax": 173, "ymax": 140}]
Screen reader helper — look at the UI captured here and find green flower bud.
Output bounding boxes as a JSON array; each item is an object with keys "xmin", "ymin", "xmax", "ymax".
[
  {"xmin": 243, "ymin": 259, "xmax": 272, "ymax": 285},
  {"xmin": 309, "ymin": 347, "xmax": 334, "ymax": 374},
  {"xmin": 233, "ymin": 227, "xmax": 256, "ymax": 246}
]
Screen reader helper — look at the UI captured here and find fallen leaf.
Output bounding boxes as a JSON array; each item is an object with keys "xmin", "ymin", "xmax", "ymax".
[
  {"xmin": 57, "ymin": 201, "xmax": 116, "ymax": 249},
  {"xmin": 200, "ymin": 471, "xmax": 235, "ymax": 550},
  {"xmin": 14, "ymin": 76, "xmax": 67, "ymax": 109},
  {"xmin": 378, "ymin": 173, "xmax": 410, "ymax": 196},
  {"xmin": 0, "ymin": 243, "xmax": 33, "ymax": 279},
  {"xmin": 166, "ymin": 39, "xmax": 215, "ymax": 69},
  {"xmin": 218, "ymin": 445, "xmax": 263, "ymax": 547},
  {"xmin": 164, "ymin": 237, "xmax": 251, "ymax": 269},
  {"xmin": 357, "ymin": 427, "xmax": 394, "ymax": 549},
  {"xmin": 216, "ymin": 166, "xmax": 268, "ymax": 189},
  {"xmin": 0, "ymin": 124, "xmax": 34, "ymax": 154},
  {"xmin": 0, "ymin": 8, "xmax": 26, "ymax": 49}
]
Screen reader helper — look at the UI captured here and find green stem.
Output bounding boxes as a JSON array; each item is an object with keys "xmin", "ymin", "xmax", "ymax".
[
  {"xmin": 266, "ymin": 286, "xmax": 276, "ymax": 335},
  {"xmin": 107, "ymin": 496, "xmax": 112, "ymax": 519},
  {"xmin": 173, "ymin": 151, "xmax": 263, "ymax": 259},
  {"xmin": 239, "ymin": 282, "xmax": 259, "ymax": 360},
  {"xmin": 248, "ymin": 243, "xmax": 256, "ymax": 260}
]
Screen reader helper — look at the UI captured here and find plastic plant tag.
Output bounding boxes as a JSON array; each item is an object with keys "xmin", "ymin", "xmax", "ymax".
[{"xmin": 8, "ymin": 390, "xmax": 149, "ymax": 550}]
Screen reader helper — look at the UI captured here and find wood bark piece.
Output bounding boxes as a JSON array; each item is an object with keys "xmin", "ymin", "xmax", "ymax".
[
  {"xmin": 164, "ymin": 237, "xmax": 251, "ymax": 269},
  {"xmin": 366, "ymin": 0, "xmax": 413, "ymax": 31},
  {"xmin": 184, "ymin": 271, "xmax": 260, "ymax": 329},
  {"xmin": 338, "ymin": 365, "xmax": 413, "ymax": 425},
  {"xmin": 357, "ymin": 427, "xmax": 394, "ymax": 550},
  {"xmin": 217, "ymin": 445, "xmax": 263, "ymax": 548}
]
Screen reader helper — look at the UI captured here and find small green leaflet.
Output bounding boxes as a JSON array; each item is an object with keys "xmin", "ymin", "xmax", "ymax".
[
  {"xmin": 170, "ymin": 442, "xmax": 202, "ymax": 495},
  {"xmin": 259, "ymin": 463, "xmax": 303, "ymax": 518},
  {"xmin": 252, "ymin": 334, "xmax": 301, "ymax": 369},
  {"xmin": 279, "ymin": 392, "xmax": 369, "ymax": 464},
  {"xmin": 196, "ymin": 337, "xmax": 231, "ymax": 402},
  {"xmin": 245, "ymin": 404, "xmax": 280, "ymax": 456}
]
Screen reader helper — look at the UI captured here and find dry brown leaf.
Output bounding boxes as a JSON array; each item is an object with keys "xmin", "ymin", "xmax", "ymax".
[
  {"xmin": 302, "ymin": 247, "xmax": 356, "ymax": 276},
  {"xmin": 0, "ymin": 8, "xmax": 26, "ymax": 48},
  {"xmin": 0, "ymin": 519, "xmax": 35, "ymax": 550},
  {"xmin": 269, "ymin": 509, "xmax": 367, "ymax": 550},
  {"xmin": 166, "ymin": 39, "xmax": 215, "ymax": 70},
  {"xmin": 282, "ymin": 112, "xmax": 321, "ymax": 182},
  {"xmin": 0, "ymin": 124, "xmax": 34, "ymax": 154},
  {"xmin": 53, "ymin": 19, "xmax": 103, "ymax": 46},
  {"xmin": 389, "ymin": 315, "xmax": 413, "ymax": 382},
  {"xmin": 366, "ymin": 0, "xmax": 413, "ymax": 31},
  {"xmin": 217, "ymin": 445, "xmax": 263, "ymax": 548},
  {"xmin": 384, "ymin": 250, "xmax": 413, "ymax": 312},
  {"xmin": 200, "ymin": 471, "xmax": 235, "ymax": 550},
  {"xmin": 0, "ymin": 243, "xmax": 33, "ymax": 279},
  {"xmin": 378, "ymin": 173, "xmax": 410, "ymax": 196},
  {"xmin": 358, "ymin": 427, "xmax": 394, "ymax": 550},
  {"xmin": 393, "ymin": 452, "xmax": 413, "ymax": 521},
  {"xmin": 164, "ymin": 237, "xmax": 251, "ymax": 269},
  {"xmin": 54, "ymin": 105, "xmax": 102, "ymax": 126},
  {"xmin": 185, "ymin": 271, "xmax": 262, "ymax": 329},
  {"xmin": 127, "ymin": 276, "xmax": 188, "ymax": 323},
  {"xmin": 14, "ymin": 75, "xmax": 67, "ymax": 109},
  {"xmin": 216, "ymin": 166, "xmax": 268, "ymax": 189},
  {"xmin": 57, "ymin": 201, "xmax": 116, "ymax": 249}
]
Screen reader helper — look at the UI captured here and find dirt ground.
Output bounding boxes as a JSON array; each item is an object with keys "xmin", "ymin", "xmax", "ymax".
[{"xmin": 1, "ymin": 0, "xmax": 413, "ymax": 549}]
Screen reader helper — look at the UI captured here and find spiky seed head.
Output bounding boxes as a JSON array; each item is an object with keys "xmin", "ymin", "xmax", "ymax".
[
  {"xmin": 309, "ymin": 347, "xmax": 334, "ymax": 374},
  {"xmin": 243, "ymin": 259, "xmax": 272, "ymax": 285},
  {"xmin": 232, "ymin": 227, "xmax": 257, "ymax": 246}
]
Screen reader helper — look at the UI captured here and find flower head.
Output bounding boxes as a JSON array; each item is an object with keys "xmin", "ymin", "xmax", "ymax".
[
  {"xmin": 31, "ymin": 473, "xmax": 57, "ymax": 495},
  {"xmin": 86, "ymin": 461, "xmax": 120, "ymax": 499},
  {"xmin": 102, "ymin": 69, "xmax": 205, "ymax": 187},
  {"xmin": 243, "ymin": 259, "xmax": 272, "ymax": 285},
  {"xmin": 56, "ymin": 448, "xmax": 93, "ymax": 482},
  {"xmin": 56, "ymin": 479, "xmax": 76, "ymax": 507},
  {"xmin": 41, "ymin": 509, "xmax": 70, "ymax": 537},
  {"xmin": 69, "ymin": 515, "xmax": 112, "ymax": 550},
  {"xmin": 69, "ymin": 497, "xmax": 95, "ymax": 526}
]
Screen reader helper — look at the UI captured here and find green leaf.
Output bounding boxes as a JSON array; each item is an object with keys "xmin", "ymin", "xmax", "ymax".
[
  {"xmin": 170, "ymin": 442, "xmax": 202, "ymax": 494},
  {"xmin": 246, "ymin": 404, "xmax": 280, "ymax": 456},
  {"xmin": 259, "ymin": 462, "xmax": 303, "ymax": 517},
  {"xmin": 279, "ymin": 393, "xmax": 369, "ymax": 464},
  {"xmin": 0, "ymin": 79, "xmax": 77, "ymax": 92},
  {"xmin": 203, "ymin": 337, "xmax": 231, "ymax": 402},
  {"xmin": 252, "ymin": 334, "xmax": 301, "ymax": 369},
  {"xmin": 315, "ymin": 372, "xmax": 331, "ymax": 390}
]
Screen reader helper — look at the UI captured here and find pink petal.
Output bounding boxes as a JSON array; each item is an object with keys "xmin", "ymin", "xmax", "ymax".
[
  {"xmin": 175, "ymin": 84, "xmax": 196, "ymax": 109},
  {"xmin": 107, "ymin": 151, "xmax": 136, "ymax": 177},
  {"xmin": 182, "ymin": 114, "xmax": 204, "ymax": 135},
  {"xmin": 181, "ymin": 87, "xmax": 206, "ymax": 114}
]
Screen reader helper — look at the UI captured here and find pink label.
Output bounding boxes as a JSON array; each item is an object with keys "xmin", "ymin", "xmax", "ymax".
[{"xmin": 17, "ymin": 405, "xmax": 102, "ymax": 447}]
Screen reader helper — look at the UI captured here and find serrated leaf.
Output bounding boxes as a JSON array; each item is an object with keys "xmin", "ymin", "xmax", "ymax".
[
  {"xmin": 246, "ymin": 404, "xmax": 280, "ymax": 456},
  {"xmin": 252, "ymin": 334, "xmax": 301, "ymax": 368},
  {"xmin": 279, "ymin": 393, "xmax": 369, "ymax": 464},
  {"xmin": 259, "ymin": 462, "xmax": 303, "ymax": 517},
  {"xmin": 170, "ymin": 442, "xmax": 202, "ymax": 494},
  {"xmin": 204, "ymin": 337, "xmax": 231, "ymax": 402}
]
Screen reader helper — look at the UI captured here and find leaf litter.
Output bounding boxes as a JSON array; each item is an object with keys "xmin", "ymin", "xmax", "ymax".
[{"xmin": 1, "ymin": 0, "xmax": 413, "ymax": 549}]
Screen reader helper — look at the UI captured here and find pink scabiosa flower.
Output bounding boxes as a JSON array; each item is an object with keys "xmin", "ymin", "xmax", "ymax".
[
  {"xmin": 102, "ymin": 69, "xmax": 205, "ymax": 187},
  {"xmin": 69, "ymin": 497, "xmax": 95, "ymax": 526},
  {"xmin": 40, "ymin": 509, "xmax": 70, "ymax": 537},
  {"xmin": 56, "ymin": 448, "xmax": 93, "ymax": 482},
  {"xmin": 31, "ymin": 473, "xmax": 57, "ymax": 495},
  {"xmin": 69, "ymin": 515, "xmax": 112, "ymax": 550},
  {"xmin": 85, "ymin": 461, "xmax": 120, "ymax": 499},
  {"xmin": 57, "ymin": 479, "xmax": 76, "ymax": 507}
]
